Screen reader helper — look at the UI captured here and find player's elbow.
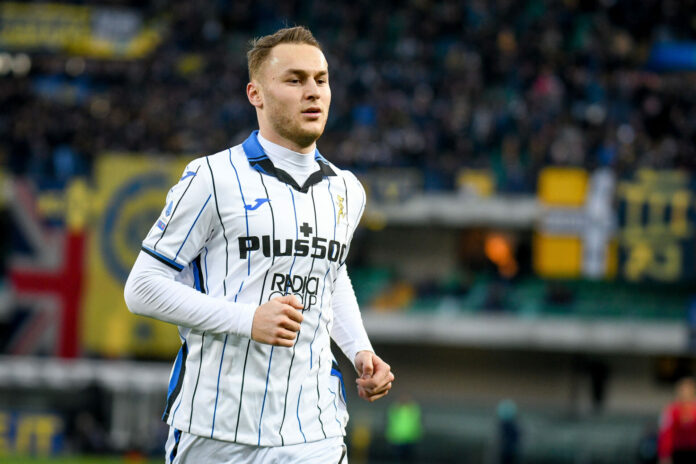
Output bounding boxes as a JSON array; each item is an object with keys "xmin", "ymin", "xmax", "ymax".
[{"xmin": 124, "ymin": 270, "xmax": 151, "ymax": 317}]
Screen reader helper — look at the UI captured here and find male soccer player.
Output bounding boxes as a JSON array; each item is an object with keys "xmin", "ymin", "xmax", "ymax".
[{"xmin": 124, "ymin": 26, "xmax": 394, "ymax": 463}]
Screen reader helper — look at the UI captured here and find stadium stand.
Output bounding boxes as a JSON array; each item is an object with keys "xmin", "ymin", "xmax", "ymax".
[{"xmin": 2, "ymin": 0, "xmax": 696, "ymax": 462}]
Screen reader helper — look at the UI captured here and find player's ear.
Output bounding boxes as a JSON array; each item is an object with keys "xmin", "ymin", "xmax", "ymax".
[{"xmin": 247, "ymin": 81, "xmax": 263, "ymax": 109}]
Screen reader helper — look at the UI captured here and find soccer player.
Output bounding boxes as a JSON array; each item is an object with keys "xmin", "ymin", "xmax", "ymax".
[{"xmin": 124, "ymin": 26, "xmax": 394, "ymax": 463}]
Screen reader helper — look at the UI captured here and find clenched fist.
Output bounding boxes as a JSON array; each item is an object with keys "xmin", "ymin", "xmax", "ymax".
[
  {"xmin": 355, "ymin": 351, "xmax": 394, "ymax": 402},
  {"xmin": 251, "ymin": 295, "xmax": 304, "ymax": 347}
]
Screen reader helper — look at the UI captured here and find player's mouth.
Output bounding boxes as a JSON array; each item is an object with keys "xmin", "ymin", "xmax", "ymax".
[{"xmin": 301, "ymin": 107, "xmax": 322, "ymax": 119}]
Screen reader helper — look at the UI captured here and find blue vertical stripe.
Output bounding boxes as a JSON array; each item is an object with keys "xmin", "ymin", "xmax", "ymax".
[
  {"xmin": 212, "ymin": 280, "xmax": 243, "ymax": 434},
  {"xmin": 327, "ymin": 387, "xmax": 343, "ymax": 428},
  {"xmin": 297, "ymin": 385, "xmax": 307, "ymax": 442},
  {"xmin": 210, "ymin": 334, "xmax": 228, "ymax": 437},
  {"xmin": 257, "ymin": 347, "xmax": 274, "ymax": 445},
  {"xmin": 284, "ymin": 186, "xmax": 300, "ymax": 290},
  {"xmin": 229, "ymin": 150, "xmax": 251, "ymax": 274},
  {"xmin": 175, "ymin": 194, "xmax": 212, "ymax": 259},
  {"xmin": 234, "ymin": 280, "xmax": 245, "ymax": 302},
  {"xmin": 258, "ymin": 185, "xmax": 301, "ymax": 443},
  {"xmin": 203, "ymin": 247, "xmax": 209, "ymax": 294},
  {"xmin": 309, "ymin": 178, "xmax": 336, "ymax": 368}
]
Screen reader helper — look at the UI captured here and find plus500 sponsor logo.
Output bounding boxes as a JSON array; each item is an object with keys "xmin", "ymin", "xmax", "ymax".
[{"xmin": 238, "ymin": 235, "xmax": 346, "ymax": 262}]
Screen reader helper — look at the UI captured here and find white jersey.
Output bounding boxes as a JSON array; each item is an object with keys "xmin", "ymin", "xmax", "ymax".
[{"xmin": 140, "ymin": 131, "xmax": 366, "ymax": 446}]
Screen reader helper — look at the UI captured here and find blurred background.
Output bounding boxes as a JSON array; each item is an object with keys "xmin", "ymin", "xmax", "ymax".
[{"xmin": 1, "ymin": 0, "xmax": 696, "ymax": 462}]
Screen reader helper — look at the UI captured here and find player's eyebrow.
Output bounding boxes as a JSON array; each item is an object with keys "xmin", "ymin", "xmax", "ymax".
[{"xmin": 284, "ymin": 69, "xmax": 329, "ymax": 78}]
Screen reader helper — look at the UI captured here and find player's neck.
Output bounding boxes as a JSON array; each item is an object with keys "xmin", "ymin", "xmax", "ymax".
[
  {"xmin": 257, "ymin": 128, "xmax": 315, "ymax": 155},
  {"xmin": 257, "ymin": 132, "xmax": 318, "ymax": 169}
]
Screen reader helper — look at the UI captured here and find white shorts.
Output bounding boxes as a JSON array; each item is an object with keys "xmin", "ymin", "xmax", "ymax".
[{"xmin": 164, "ymin": 428, "xmax": 348, "ymax": 464}]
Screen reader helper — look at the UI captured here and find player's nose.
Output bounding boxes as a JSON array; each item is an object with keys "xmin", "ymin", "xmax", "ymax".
[{"xmin": 303, "ymin": 80, "xmax": 320, "ymax": 99}]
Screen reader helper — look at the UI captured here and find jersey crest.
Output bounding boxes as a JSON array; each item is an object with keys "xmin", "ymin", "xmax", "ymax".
[{"xmin": 337, "ymin": 195, "xmax": 345, "ymax": 224}]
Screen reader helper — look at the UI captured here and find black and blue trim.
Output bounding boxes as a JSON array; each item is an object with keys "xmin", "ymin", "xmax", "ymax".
[
  {"xmin": 163, "ymin": 342, "xmax": 188, "ymax": 421},
  {"xmin": 191, "ymin": 255, "xmax": 205, "ymax": 293},
  {"xmin": 142, "ymin": 246, "xmax": 184, "ymax": 272},
  {"xmin": 331, "ymin": 360, "xmax": 347, "ymax": 405},
  {"xmin": 187, "ymin": 332, "xmax": 206, "ymax": 433},
  {"xmin": 169, "ymin": 428, "xmax": 182, "ymax": 463}
]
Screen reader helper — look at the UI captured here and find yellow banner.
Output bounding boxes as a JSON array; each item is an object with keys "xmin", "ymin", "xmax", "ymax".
[
  {"xmin": 81, "ymin": 155, "xmax": 188, "ymax": 358},
  {"xmin": 537, "ymin": 167, "xmax": 588, "ymax": 206},
  {"xmin": 534, "ymin": 167, "xmax": 617, "ymax": 279},
  {"xmin": 533, "ymin": 233, "xmax": 583, "ymax": 278},
  {"xmin": 616, "ymin": 169, "xmax": 695, "ymax": 282},
  {"xmin": 0, "ymin": 3, "xmax": 161, "ymax": 59}
]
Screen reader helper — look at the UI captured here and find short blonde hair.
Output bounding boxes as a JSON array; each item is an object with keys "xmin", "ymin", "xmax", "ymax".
[{"xmin": 247, "ymin": 26, "xmax": 321, "ymax": 80}]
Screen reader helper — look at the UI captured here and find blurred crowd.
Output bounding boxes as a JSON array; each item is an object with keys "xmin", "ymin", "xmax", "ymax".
[{"xmin": 2, "ymin": 0, "xmax": 696, "ymax": 191}]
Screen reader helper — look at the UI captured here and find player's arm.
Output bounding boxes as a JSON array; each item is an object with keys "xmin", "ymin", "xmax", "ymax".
[
  {"xmin": 331, "ymin": 265, "xmax": 394, "ymax": 402},
  {"xmin": 125, "ymin": 253, "xmax": 303, "ymax": 345},
  {"xmin": 125, "ymin": 251, "xmax": 257, "ymax": 336},
  {"xmin": 124, "ymin": 159, "xmax": 303, "ymax": 345}
]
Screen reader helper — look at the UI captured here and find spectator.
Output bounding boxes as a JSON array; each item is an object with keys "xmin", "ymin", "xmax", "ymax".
[
  {"xmin": 496, "ymin": 399, "xmax": 521, "ymax": 464},
  {"xmin": 658, "ymin": 377, "xmax": 696, "ymax": 464},
  {"xmin": 386, "ymin": 393, "xmax": 423, "ymax": 463},
  {"xmin": 2, "ymin": 0, "xmax": 695, "ymax": 191}
]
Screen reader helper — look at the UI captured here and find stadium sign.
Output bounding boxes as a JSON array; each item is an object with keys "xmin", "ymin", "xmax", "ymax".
[{"xmin": 0, "ymin": 2, "xmax": 161, "ymax": 59}]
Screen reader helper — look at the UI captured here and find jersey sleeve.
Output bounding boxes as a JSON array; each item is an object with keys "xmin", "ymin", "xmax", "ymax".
[
  {"xmin": 331, "ymin": 264, "xmax": 373, "ymax": 365},
  {"xmin": 124, "ymin": 251, "xmax": 257, "ymax": 337},
  {"xmin": 345, "ymin": 171, "xmax": 367, "ymax": 236},
  {"xmin": 141, "ymin": 159, "xmax": 215, "ymax": 271},
  {"xmin": 338, "ymin": 170, "xmax": 367, "ymax": 267}
]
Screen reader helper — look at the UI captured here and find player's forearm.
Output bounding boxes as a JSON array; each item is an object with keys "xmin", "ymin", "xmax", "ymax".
[
  {"xmin": 124, "ymin": 251, "xmax": 256, "ymax": 337},
  {"xmin": 331, "ymin": 266, "xmax": 373, "ymax": 364}
]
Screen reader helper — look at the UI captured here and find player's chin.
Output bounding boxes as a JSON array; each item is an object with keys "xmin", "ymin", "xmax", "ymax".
[{"xmin": 297, "ymin": 124, "xmax": 325, "ymax": 142}]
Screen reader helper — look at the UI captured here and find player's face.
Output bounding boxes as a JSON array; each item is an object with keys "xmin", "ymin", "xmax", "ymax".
[{"xmin": 254, "ymin": 43, "xmax": 331, "ymax": 151}]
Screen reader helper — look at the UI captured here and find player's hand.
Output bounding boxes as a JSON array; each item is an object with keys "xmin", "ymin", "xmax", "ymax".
[
  {"xmin": 354, "ymin": 351, "xmax": 394, "ymax": 402},
  {"xmin": 251, "ymin": 295, "xmax": 304, "ymax": 347}
]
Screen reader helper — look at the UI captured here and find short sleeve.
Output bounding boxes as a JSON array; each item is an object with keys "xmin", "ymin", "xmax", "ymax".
[
  {"xmin": 345, "ymin": 171, "xmax": 367, "ymax": 235},
  {"xmin": 337, "ymin": 171, "xmax": 366, "ymax": 267},
  {"xmin": 141, "ymin": 159, "xmax": 215, "ymax": 271}
]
